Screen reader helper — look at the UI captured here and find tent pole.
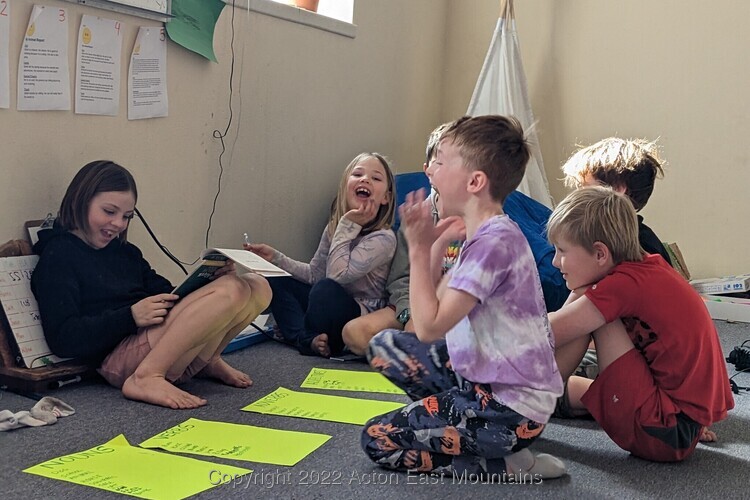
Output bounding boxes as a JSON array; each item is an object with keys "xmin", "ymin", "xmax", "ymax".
[{"xmin": 500, "ymin": 0, "xmax": 515, "ymax": 21}]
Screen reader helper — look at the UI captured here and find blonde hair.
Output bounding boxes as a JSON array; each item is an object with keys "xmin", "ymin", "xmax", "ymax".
[
  {"xmin": 328, "ymin": 153, "xmax": 396, "ymax": 238},
  {"xmin": 562, "ymin": 137, "xmax": 664, "ymax": 211},
  {"xmin": 425, "ymin": 122, "xmax": 451, "ymax": 164},
  {"xmin": 547, "ymin": 186, "xmax": 644, "ymax": 264}
]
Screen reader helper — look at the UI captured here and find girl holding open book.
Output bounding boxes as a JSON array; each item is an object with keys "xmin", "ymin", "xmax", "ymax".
[
  {"xmin": 245, "ymin": 153, "xmax": 397, "ymax": 358},
  {"xmin": 31, "ymin": 161, "xmax": 271, "ymax": 409}
]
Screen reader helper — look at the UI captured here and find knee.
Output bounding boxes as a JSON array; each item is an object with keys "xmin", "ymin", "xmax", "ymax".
[
  {"xmin": 361, "ymin": 416, "xmax": 386, "ymax": 456},
  {"xmin": 213, "ymin": 275, "xmax": 254, "ymax": 312},
  {"xmin": 242, "ymin": 273, "xmax": 272, "ymax": 310},
  {"xmin": 342, "ymin": 317, "xmax": 364, "ymax": 345},
  {"xmin": 309, "ymin": 278, "xmax": 343, "ymax": 302}
]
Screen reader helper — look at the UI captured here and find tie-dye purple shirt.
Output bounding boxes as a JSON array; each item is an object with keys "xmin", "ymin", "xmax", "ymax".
[{"xmin": 445, "ymin": 215, "xmax": 563, "ymax": 423}]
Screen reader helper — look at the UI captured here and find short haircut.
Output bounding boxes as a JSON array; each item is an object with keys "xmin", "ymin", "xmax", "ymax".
[
  {"xmin": 329, "ymin": 152, "xmax": 395, "ymax": 238},
  {"xmin": 562, "ymin": 137, "xmax": 664, "ymax": 211},
  {"xmin": 547, "ymin": 186, "xmax": 644, "ymax": 264},
  {"xmin": 425, "ymin": 122, "xmax": 451, "ymax": 164},
  {"xmin": 58, "ymin": 160, "xmax": 138, "ymax": 242},
  {"xmin": 440, "ymin": 115, "xmax": 529, "ymax": 204}
]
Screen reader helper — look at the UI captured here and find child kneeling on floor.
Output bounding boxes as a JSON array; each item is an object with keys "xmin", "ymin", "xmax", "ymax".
[
  {"xmin": 361, "ymin": 115, "xmax": 566, "ymax": 479},
  {"xmin": 547, "ymin": 186, "xmax": 734, "ymax": 462}
]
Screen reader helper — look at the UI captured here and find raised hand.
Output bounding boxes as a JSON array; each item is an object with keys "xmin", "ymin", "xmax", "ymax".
[
  {"xmin": 399, "ymin": 188, "xmax": 438, "ymax": 250},
  {"xmin": 131, "ymin": 293, "xmax": 178, "ymax": 327},
  {"xmin": 344, "ymin": 198, "xmax": 379, "ymax": 227},
  {"xmin": 244, "ymin": 243, "xmax": 275, "ymax": 262}
]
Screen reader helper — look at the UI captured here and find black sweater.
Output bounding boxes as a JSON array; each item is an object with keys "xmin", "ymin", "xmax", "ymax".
[
  {"xmin": 638, "ymin": 215, "xmax": 673, "ymax": 267},
  {"xmin": 31, "ymin": 228, "xmax": 173, "ymax": 363}
]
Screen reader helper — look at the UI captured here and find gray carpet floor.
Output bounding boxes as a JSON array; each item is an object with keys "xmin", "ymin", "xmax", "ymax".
[{"xmin": 1, "ymin": 320, "xmax": 749, "ymax": 499}]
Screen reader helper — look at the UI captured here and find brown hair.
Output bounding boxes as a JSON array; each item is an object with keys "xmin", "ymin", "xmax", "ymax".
[
  {"xmin": 440, "ymin": 115, "xmax": 529, "ymax": 204},
  {"xmin": 547, "ymin": 186, "xmax": 644, "ymax": 264},
  {"xmin": 562, "ymin": 137, "xmax": 664, "ymax": 211},
  {"xmin": 58, "ymin": 160, "xmax": 138, "ymax": 242},
  {"xmin": 328, "ymin": 153, "xmax": 395, "ymax": 237}
]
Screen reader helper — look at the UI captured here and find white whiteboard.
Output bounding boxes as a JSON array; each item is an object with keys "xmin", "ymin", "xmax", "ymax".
[
  {"xmin": 64, "ymin": 0, "xmax": 171, "ymax": 21},
  {"xmin": 0, "ymin": 256, "xmax": 67, "ymax": 368}
]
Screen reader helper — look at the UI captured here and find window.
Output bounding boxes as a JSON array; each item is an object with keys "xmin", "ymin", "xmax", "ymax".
[{"xmin": 269, "ymin": 0, "xmax": 353, "ymax": 24}]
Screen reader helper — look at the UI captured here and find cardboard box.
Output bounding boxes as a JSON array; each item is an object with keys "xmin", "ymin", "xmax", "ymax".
[
  {"xmin": 690, "ymin": 274, "xmax": 750, "ymax": 295},
  {"xmin": 702, "ymin": 294, "xmax": 750, "ymax": 323},
  {"xmin": 664, "ymin": 242, "xmax": 691, "ymax": 281}
]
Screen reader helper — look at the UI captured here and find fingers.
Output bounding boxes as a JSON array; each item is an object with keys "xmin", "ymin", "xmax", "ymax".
[
  {"xmin": 154, "ymin": 293, "xmax": 178, "ymax": 303},
  {"xmin": 402, "ymin": 188, "xmax": 427, "ymax": 208},
  {"xmin": 145, "ymin": 316, "xmax": 166, "ymax": 326}
]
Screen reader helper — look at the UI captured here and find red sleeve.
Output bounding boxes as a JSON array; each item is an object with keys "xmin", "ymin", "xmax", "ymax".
[{"xmin": 584, "ymin": 269, "xmax": 639, "ymax": 323}]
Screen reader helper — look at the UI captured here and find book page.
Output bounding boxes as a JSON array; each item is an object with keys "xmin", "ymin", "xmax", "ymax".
[
  {"xmin": 171, "ymin": 255, "xmax": 227, "ymax": 298},
  {"xmin": 203, "ymin": 248, "xmax": 289, "ymax": 277},
  {"xmin": 172, "ymin": 248, "xmax": 289, "ymax": 298}
]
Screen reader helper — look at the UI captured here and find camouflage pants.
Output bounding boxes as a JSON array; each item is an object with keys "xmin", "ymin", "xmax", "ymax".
[{"xmin": 362, "ymin": 329, "xmax": 545, "ymax": 475}]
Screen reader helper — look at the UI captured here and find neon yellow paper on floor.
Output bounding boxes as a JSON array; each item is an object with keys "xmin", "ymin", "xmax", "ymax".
[
  {"xmin": 242, "ymin": 387, "xmax": 406, "ymax": 425},
  {"xmin": 23, "ymin": 434, "xmax": 250, "ymax": 499},
  {"xmin": 140, "ymin": 418, "xmax": 331, "ymax": 466},
  {"xmin": 301, "ymin": 367, "xmax": 406, "ymax": 395}
]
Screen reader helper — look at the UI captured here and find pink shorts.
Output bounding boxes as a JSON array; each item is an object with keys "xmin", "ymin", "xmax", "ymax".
[
  {"xmin": 581, "ymin": 349, "xmax": 701, "ymax": 462},
  {"xmin": 97, "ymin": 328, "xmax": 210, "ymax": 388}
]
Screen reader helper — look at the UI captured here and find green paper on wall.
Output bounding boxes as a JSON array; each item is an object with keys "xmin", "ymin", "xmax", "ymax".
[
  {"xmin": 23, "ymin": 434, "xmax": 250, "ymax": 500},
  {"xmin": 242, "ymin": 387, "xmax": 406, "ymax": 425},
  {"xmin": 166, "ymin": 0, "xmax": 225, "ymax": 62},
  {"xmin": 301, "ymin": 367, "xmax": 406, "ymax": 395},
  {"xmin": 140, "ymin": 418, "xmax": 331, "ymax": 466}
]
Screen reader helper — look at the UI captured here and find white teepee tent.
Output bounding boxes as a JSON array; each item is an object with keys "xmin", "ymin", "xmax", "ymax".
[{"xmin": 467, "ymin": 0, "xmax": 553, "ymax": 207}]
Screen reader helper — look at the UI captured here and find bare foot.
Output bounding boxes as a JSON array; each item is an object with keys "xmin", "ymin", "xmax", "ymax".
[
  {"xmin": 199, "ymin": 357, "xmax": 252, "ymax": 388},
  {"xmin": 122, "ymin": 374, "xmax": 206, "ymax": 409},
  {"xmin": 700, "ymin": 426, "xmax": 718, "ymax": 442},
  {"xmin": 311, "ymin": 333, "xmax": 331, "ymax": 357}
]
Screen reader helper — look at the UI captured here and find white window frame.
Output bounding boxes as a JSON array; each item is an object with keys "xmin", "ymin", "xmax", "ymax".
[{"xmin": 229, "ymin": 0, "xmax": 357, "ymax": 38}]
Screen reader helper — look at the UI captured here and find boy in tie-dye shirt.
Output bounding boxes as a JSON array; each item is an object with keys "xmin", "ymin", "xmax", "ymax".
[{"xmin": 362, "ymin": 116, "xmax": 565, "ymax": 479}]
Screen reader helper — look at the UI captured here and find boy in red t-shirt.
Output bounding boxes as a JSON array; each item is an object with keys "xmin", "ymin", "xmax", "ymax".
[{"xmin": 547, "ymin": 186, "xmax": 734, "ymax": 462}]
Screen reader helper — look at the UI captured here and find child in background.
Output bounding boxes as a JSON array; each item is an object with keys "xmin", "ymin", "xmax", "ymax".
[
  {"xmin": 362, "ymin": 116, "xmax": 566, "ymax": 479},
  {"xmin": 547, "ymin": 187, "xmax": 733, "ymax": 461},
  {"xmin": 31, "ymin": 161, "xmax": 271, "ymax": 409},
  {"xmin": 555, "ymin": 137, "xmax": 674, "ymax": 418},
  {"xmin": 344, "ymin": 123, "xmax": 568, "ymax": 356},
  {"xmin": 562, "ymin": 137, "xmax": 672, "ymax": 265},
  {"xmin": 342, "ymin": 124, "xmax": 460, "ymax": 356},
  {"xmin": 246, "ymin": 153, "xmax": 396, "ymax": 358}
]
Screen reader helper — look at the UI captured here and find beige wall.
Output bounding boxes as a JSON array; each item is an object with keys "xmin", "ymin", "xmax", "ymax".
[
  {"xmin": 3, "ymin": 0, "xmax": 746, "ymax": 282},
  {"xmin": 443, "ymin": 0, "xmax": 750, "ymax": 279},
  {"xmin": 0, "ymin": 0, "xmax": 447, "ymax": 283}
]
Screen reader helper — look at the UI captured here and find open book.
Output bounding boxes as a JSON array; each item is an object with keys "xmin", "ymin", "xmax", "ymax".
[{"xmin": 172, "ymin": 248, "xmax": 289, "ymax": 298}]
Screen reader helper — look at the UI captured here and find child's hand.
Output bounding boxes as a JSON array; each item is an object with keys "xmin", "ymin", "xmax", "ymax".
[
  {"xmin": 399, "ymin": 189, "xmax": 437, "ymax": 249},
  {"xmin": 131, "ymin": 293, "xmax": 178, "ymax": 327},
  {"xmin": 244, "ymin": 243, "xmax": 275, "ymax": 262},
  {"xmin": 344, "ymin": 198, "xmax": 379, "ymax": 227}
]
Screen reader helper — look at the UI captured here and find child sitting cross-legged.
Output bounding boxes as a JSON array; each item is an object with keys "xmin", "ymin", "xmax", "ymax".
[
  {"xmin": 361, "ymin": 115, "xmax": 566, "ymax": 480},
  {"xmin": 547, "ymin": 186, "xmax": 734, "ymax": 462},
  {"xmin": 245, "ymin": 153, "xmax": 397, "ymax": 358}
]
